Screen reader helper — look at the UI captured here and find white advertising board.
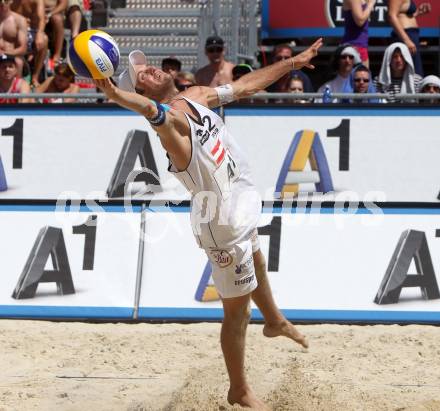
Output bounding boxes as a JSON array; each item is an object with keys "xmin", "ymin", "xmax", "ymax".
[
  {"xmin": 225, "ymin": 108, "xmax": 440, "ymax": 202},
  {"xmin": 1, "ymin": 107, "xmax": 439, "ymax": 202},
  {"xmin": 138, "ymin": 207, "xmax": 440, "ymax": 322},
  {"xmin": 0, "ymin": 111, "xmax": 189, "ymax": 201},
  {"xmin": 0, "ymin": 205, "xmax": 141, "ymax": 318}
]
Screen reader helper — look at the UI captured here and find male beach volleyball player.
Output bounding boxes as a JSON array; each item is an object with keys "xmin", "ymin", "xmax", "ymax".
[{"xmin": 95, "ymin": 38, "xmax": 322, "ymax": 410}]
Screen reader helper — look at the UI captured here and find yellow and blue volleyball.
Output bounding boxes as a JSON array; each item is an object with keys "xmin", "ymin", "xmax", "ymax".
[{"xmin": 67, "ymin": 30, "xmax": 120, "ymax": 79}]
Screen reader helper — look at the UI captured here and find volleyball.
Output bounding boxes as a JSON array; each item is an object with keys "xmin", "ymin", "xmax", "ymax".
[{"xmin": 67, "ymin": 30, "xmax": 120, "ymax": 79}]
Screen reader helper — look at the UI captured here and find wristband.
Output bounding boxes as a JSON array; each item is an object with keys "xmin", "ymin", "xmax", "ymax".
[
  {"xmin": 215, "ymin": 84, "xmax": 234, "ymax": 105},
  {"xmin": 148, "ymin": 101, "xmax": 170, "ymax": 127}
]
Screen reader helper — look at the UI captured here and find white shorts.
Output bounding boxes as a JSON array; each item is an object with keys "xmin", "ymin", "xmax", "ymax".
[{"xmin": 206, "ymin": 230, "xmax": 260, "ymax": 299}]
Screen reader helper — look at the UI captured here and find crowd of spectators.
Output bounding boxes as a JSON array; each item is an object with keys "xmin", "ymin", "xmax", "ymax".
[
  {"xmin": 0, "ymin": 0, "xmax": 89, "ymax": 102},
  {"xmin": 0, "ymin": 0, "xmax": 439, "ymax": 104}
]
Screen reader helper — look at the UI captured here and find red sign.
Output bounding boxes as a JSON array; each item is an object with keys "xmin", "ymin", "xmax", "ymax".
[{"xmin": 264, "ymin": 0, "xmax": 440, "ymax": 37}]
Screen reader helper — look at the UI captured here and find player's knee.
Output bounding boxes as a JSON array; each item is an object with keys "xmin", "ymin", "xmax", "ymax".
[
  {"xmin": 42, "ymin": 33, "xmax": 49, "ymax": 48},
  {"xmin": 51, "ymin": 13, "xmax": 64, "ymax": 25},
  {"xmin": 224, "ymin": 298, "xmax": 251, "ymax": 323}
]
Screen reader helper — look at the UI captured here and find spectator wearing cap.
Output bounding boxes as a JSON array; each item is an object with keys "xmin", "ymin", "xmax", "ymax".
[
  {"xmin": 195, "ymin": 35, "xmax": 234, "ymax": 87},
  {"xmin": 35, "ymin": 61, "xmax": 79, "ymax": 102},
  {"xmin": 341, "ymin": 0, "xmax": 376, "ymax": 66},
  {"xmin": 0, "ymin": 54, "xmax": 32, "ymax": 103},
  {"xmin": 10, "ymin": 0, "xmax": 49, "ymax": 86},
  {"xmin": 267, "ymin": 44, "xmax": 314, "ymax": 93},
  {"xmin": 373, "ymin": 42, "xmax": 422, "ymax": 103},
  {"xmin": 419, "ymin": 74, "xmax": 440, "ymax": 104},
  {"xmin": 0, "ymin": 0, "xmax": 28, "ymax": 77},
  {"xmin": 161, "ymin": 56, "xmax": 182, "ymax": 79},
  {"xmin": 175, "ymin": 71, "xmax": 195, "ymax": 92},
  {"xmin": 318, "ymin": 45, "xmax": 362, "ymax": 99}
]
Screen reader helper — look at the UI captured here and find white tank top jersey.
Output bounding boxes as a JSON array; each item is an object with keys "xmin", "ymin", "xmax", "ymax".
[{"xmin": 168, "ymin": 97, "xmax": 261, "ymax": 249}]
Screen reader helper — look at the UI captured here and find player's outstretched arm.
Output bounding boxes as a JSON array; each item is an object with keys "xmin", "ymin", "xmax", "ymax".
[
  {"xmin": 95, "ymin": 78, "xmax": 158, "ymax": 118},
  {"xmin": 232, "ymin": 38, "xmax": 323, "ymax": 100}
]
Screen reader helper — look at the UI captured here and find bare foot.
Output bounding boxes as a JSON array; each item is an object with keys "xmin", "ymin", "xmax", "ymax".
[
  {"xmin": 263, "ymin": 320, "xmax": 309, "ymax": 349},
  {"xmin": 227, "ymin": 386, "xmax": 271, "ymax": 410}
]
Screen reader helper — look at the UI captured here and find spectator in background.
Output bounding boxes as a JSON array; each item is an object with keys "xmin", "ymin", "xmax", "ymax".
[
  {"xmin": 419, "ymin": 74, "xmax": 440, "ymax": 104},
  {"xmin": 232, "ymin": 63, "xmax": 252, "ymax": 81},
  {"xmin": 388, "ymin": 0, "xmax": 431, "ymax": 76},
  {"xmin": 35, "ymin": 61, "xmax": 79, "ymax": 102},
  {"xmin": 342, "ymin": 64, "xmax": 381, "ymax": 103},
  {"xmin": 374, "ymin": 42, "xmax": 422, "ymax": 102},
  {"xmin": 195, "ymin": 35, "xmax": 234, "ymax": 87},
  {"xmin": 11, "ymin": 0, "xmax": 49, "ymax": 86},
  {"xmin": 288, "ymin": 75, "xmax": 309, "ymax": 103},
  {"xmin": 174, "ymin": 71, "xmax": 195, "ymax": 91},
  {"xmin": 0, "ymin": 0, "xmax": 27, "ymax": 76},
  {"xmin": 342, "ymin": 0, "xmax": 376, "ymax": 66},
  {"xmin": 318, "ymin": 45, "xmax": 361, "ymax": 100},
  {"xmin": 161, "ymin": 56, "xmax": 182, "ymax": 79},
  {"xmin": 267, "ymin": 43, "xmax": 314, "ymax": 92},
  {"xmin": 44, "ymin": 0, "xmax": 68, "ymax": 71},
  {"xmin": 66, "ymin": 0, "xmax": 85, "ymax": 39},
  {"xmin": 0, "ymin": 54, "xmax": 33, "ymax": 103}
]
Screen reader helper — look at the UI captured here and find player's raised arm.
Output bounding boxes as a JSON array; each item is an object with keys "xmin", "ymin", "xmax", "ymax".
[
  {"xmin": 95, "ymin": 79, "xmax": 157, "ymax": 117},
  {"xmin": 231, "ymin": 38, "xmax": 323, "ymax": 100}
]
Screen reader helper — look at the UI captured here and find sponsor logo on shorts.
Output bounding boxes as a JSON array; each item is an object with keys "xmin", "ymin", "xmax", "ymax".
[
  {"xmin": 235, "ymin": 255, "xmax": 253, "ymax": 274},
  {"xmin": 235, "ymin": 275, "xmax": 255, "ymax": 286},
  {"xmin": 210, "ymin": 249, "xmax": 232, "ymax": 268}
]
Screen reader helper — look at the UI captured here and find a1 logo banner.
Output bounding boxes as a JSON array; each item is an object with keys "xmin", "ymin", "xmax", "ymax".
[{"xmin": 0, "ymin": 207, "xmax": 141, "ymax": 319}]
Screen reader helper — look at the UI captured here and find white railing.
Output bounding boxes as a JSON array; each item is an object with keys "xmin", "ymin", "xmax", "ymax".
[{"xmin": 1, "ymin": 92, "xmax": 440, "ymax": 102}]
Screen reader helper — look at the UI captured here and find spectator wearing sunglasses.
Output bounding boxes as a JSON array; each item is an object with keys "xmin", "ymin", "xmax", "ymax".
[
  {"xmin": 317, "ymin": 45, "xmax": 361, "ymax": 101},
  {"xmin": 195, "ymin": 35, "xmax": 234, "ymax": 87},
  {"xmin": 174, "ymin": 71, "xmax": 195, "ymax": 92},
  {"xmin": 267, "ymin": 43, "xmax": 314, "ymax": 93},
  {"xmin": 419, "ymin": 74, "xmax": 440, "ymax": 104},
  {"xmin": 342, "ymin": 64, "xmax": 381, "ymax": 103}
]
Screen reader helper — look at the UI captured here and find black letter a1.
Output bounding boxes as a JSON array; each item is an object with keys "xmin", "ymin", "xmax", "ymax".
[
  {"xmin": 12, "ymin": 226, "xmax": 75, "ymax": 299},
  {"xmin": 374, "ymin": 229, "xmax": 440, "ymax": 304},
  {"xmin": 107, "ymin": 130, "xmax": 160, "ymax": 198}
]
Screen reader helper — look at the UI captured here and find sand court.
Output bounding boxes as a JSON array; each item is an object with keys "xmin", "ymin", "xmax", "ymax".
[{"xmin": 0, "ymin": 320, "xmax": 440, "ymax": 410}]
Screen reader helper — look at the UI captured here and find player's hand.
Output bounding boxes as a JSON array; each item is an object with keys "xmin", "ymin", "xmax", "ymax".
[
  {"xmin": 291, "ymin": 38, "xmax": 323, "ymax": 70},
  {"xmin": 94, "ymin": 78, "xmax": 118, "ymax": 100}
]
